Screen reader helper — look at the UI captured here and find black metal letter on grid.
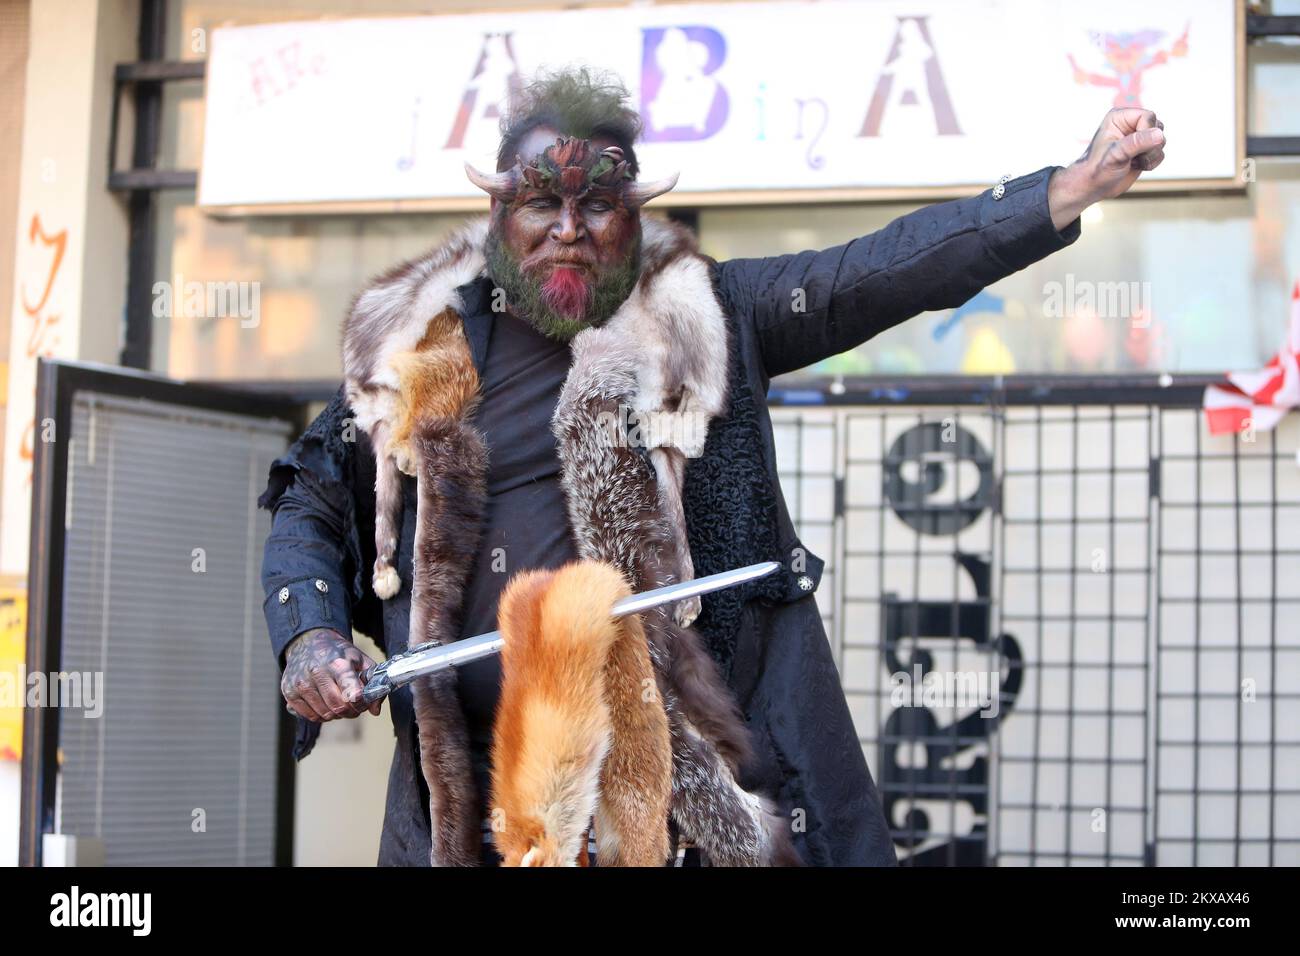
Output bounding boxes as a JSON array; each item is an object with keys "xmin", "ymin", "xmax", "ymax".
[{"xmin": 880, "ymin": 421, "xmax": 1022, "ymax": 865}]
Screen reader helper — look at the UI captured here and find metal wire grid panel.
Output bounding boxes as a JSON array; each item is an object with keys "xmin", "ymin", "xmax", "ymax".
[
  {"xmin": 770, "ymin": 409, "xmax": 840, "ymax": 653},
  {"xmin": 996, "ymin": 407, "xmax": 1152, "ymax": 866},
  {"xmin": 1154, "ymin": 410, "xmax": 1300, "ymax": 866},
  {"xmin": 769, "ymin": 402, "xmax": 1300, "ymax": 866}
]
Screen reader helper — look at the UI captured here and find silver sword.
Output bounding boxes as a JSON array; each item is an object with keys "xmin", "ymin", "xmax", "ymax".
[{"xmin": 360, "ymin": 561, "xmax": 781, "ymax": 704}]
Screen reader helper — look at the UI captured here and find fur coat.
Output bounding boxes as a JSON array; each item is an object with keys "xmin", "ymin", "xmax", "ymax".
[
  {"xmin": 340, "ymin": 216, "xmax": 797, "ymax": 865},
  {"xmin": 261, "ymin": 164, "xmax": 1081, "ymax": 865}
]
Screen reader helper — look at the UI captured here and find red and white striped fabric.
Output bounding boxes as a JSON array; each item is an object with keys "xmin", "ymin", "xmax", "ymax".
[{"xmin": 1203, "ymin": 281, "xmax": 1300, "ymax": 436}]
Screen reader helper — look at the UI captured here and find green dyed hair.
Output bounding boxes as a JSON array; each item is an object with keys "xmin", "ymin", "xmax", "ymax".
[{"xmin": 497, "ymin": 66, "xmax": 643, "ymax": 176}]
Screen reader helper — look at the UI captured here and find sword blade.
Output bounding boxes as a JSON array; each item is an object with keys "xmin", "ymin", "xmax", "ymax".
[{"xmin": 361, "ymin": 561, "xmax": 780, "ymax": 703}]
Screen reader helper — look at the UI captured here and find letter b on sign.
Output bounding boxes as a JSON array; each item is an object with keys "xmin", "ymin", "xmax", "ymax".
[{"xmin": 640, "ymin": 26, "xmax": 729, "ymax": 142}]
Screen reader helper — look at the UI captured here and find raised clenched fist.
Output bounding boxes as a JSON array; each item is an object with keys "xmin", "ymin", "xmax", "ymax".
[{"xmin": 1048, "ymin": 107, "xmax": 1167, "ymax": 231}]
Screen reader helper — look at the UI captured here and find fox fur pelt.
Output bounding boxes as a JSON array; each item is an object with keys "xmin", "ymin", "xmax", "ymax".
[
  {"xmin": 490, "ymin": 561, "xmax": 672, "ymax": 866},
  {"xmin": 342, "ymin": 215, "xmax": 797, "ymax": 866}
]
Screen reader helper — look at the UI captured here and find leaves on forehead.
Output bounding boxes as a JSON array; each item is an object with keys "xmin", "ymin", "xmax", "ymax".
[
  {"xmin": 520, "ymin": 164, "xmax": 550, "ymax": 189},
  {"xmin": 559, "ymin": 165, "xmax": 589, "ymax": 193},
  {"xmin": 548, "ymin": 136, "xmax": 592, "ymax": 168},
  {"xmin": 589, "ymin": 153, "xmax": 632, "ymax": 187},
  {"xmin": 516, "ymin": 136, "xmax": 636, "ymax": 196}
]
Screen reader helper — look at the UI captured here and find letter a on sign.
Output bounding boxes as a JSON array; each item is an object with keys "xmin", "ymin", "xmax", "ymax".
[
  {"xmin": 859, "ymin": 16, "xmax": 963, "ymax": 137},
  {"xmin": 444, "ymin": 33, "xmax": 521, "ymax": 150}
]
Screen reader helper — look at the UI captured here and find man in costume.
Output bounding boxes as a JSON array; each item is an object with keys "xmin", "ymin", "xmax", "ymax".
[{"xmin": 260, "ymin": 68, "xmax": 1167, "ymax": 866}]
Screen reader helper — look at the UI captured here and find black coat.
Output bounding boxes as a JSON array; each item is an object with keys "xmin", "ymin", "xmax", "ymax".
[{"xmin": 259, "ymin": 166, "xmax": 1080, "ymax": 866}]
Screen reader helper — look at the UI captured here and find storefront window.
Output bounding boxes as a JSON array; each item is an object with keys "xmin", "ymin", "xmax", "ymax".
[{"xmin": 151, "ymin": 0, "xmax": 1300, "ymax": 381}]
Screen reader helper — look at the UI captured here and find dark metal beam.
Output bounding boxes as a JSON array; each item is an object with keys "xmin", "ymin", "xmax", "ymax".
[
  {"xmin": 18, "ymin": 361, "xmax": 68, "ymax": 867},
  {"xmin": 1246, "ymin": 136, "xmax": 1300, "ymax": 157},
  {"xmin": 114, "ymin": 60, "xmax": 205, "ymax": 82},
  {"xmin": 1247, "ymin": 15, "xmax": 1300, "ymax": 37},
  {"xmin": 767, "ymin": 373, "xmax": 1225, "ymax": 408},
  {"xmin": 119, "ymin": 0, "xmax": 167, "ymax": 370},
  {"xmin": 109, "ymin": 168, "xmax": 198, "ymax": 190}
]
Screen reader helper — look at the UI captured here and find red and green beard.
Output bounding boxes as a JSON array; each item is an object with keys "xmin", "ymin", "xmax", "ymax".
[
  {"xmin": 541, "ymin": 265, "xmax": 591, "ymax": 320},
  {"xmin": 484, "ymin": 217, "xmax": 642, "ymax": 342}
]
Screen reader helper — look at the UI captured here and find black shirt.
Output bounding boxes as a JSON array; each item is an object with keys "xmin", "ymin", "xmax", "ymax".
[{"xmin": 453, "ymin": 304, "xmax": 578, "ymax": 760}]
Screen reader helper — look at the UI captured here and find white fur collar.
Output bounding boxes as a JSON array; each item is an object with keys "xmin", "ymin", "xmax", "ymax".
[{"xmin": 341, "ymin": 215, "xmax": 729, "ymax": 440}]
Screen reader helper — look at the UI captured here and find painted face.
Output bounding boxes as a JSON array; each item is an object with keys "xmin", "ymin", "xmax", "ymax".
[{"xmin": 468, "ymin": 127, "xmax": 678, "ymax": 341}]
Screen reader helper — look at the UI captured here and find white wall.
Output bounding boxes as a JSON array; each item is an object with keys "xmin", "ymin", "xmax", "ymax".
[{"xmin": 291, "ymin": 632, "xmax": 392, "ymax": 866}]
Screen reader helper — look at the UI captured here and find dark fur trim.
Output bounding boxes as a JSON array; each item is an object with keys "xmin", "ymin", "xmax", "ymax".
[
  {"xmin": 408, "ymin": 417, "xmax": 488, "ymax": 866},
  {"xmin": 668, "ymin": 711, "xmax": 800, "ymax": 866},
  {"xmin": 642, "ymin": 610, "xmax": 751, "ymax": 774}
]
